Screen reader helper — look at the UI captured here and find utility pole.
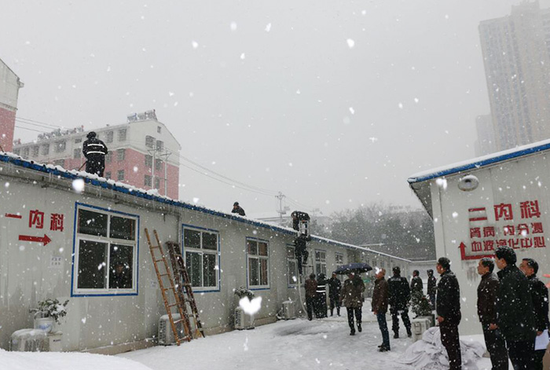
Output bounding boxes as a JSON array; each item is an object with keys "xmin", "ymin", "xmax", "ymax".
[{"xmin": 275, "ymin": 192, "xmax": 286, "ymax": 225}]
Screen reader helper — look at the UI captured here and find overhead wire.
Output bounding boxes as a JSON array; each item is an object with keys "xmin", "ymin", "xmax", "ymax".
[
  {"xmin": 12, "ymin": 118, "xmax": 316, "ymax": 211},
  {"xmin": 17, "ymin": 116, "xmax": 62, "ymax": 129}
]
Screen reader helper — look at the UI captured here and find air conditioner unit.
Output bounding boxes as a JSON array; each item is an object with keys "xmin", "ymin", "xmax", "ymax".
[
  {"xmin": 9, "ymin": 329, "xmax": 48, "ymax": 352},
  {"xmin": 281, "ymin": 301, "xmax": 296, "ymax": 320},
  {"xmin": 234, "ymin": 307, "xmax": 255, "ymax": 330},
  {"xmin": 158, "ymin": 314, "xmax": 185, "ymax": 345},
  {"xmin": 411, "ymin": 317, "xmax": 432, "ymax": 343}
]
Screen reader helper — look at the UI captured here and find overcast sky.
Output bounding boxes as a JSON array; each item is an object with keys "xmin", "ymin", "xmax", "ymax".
[{"xmin": 2, "ymin": 0, "xmax": 547, "ymax": 217}]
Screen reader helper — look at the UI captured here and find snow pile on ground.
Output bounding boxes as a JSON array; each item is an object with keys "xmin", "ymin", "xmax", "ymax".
[
  {"xmin": 399, "ymin": 327, "xmax": 485, "ymax": 370},
  {"xmin": 0, "ymin": 349, "xmax": 153, "ymax": 370},
  {"xmin": 121, "ymin": 310, "xmax": 493, "ymax": 370}
]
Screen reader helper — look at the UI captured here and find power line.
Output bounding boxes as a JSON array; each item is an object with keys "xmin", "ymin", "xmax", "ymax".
[
  {"xmin": 178, "ymin": 154, "xmax": 278, "ymax": 196},
  {"xmin": 14, "ymin": 124, "xmax": 49, "ymax": 134},
  {"xmin": 17, "ymin": 116, "xmax": 62, "ymax": 129}
]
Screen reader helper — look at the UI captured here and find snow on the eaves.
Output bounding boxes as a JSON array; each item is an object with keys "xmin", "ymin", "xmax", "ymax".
[{"xmin": 408, "ymin": 137, "xmax": 550, "ymax": 184}]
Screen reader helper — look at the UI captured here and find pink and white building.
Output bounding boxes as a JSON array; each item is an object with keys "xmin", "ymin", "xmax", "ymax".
[
  {"xmin": 0, "ymin": 57, "xmax": 23, "ymax": 153},
  {"xmin": 12, "ymin": 110, "xmax": 181, "ymax": 199}
]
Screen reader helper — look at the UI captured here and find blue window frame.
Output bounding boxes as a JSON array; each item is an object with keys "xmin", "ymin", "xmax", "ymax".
[
  {"xmin": 247, "ymin": 237, "xmax": 270, "ymax": 290},
  {"xmin": 182, "ymin": 224, "xmax": 220, "ymax": 292},
  {"xmin": 72, "ymin": 203, "xmax": 139, "ymax": 297}
]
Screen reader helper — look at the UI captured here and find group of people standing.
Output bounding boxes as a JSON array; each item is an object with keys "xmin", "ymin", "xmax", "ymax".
[
  {"xmin": 475, "ymin": 246, "xmax": 549, "ymax": 370},
  {"xmin": 305, "ymin": 273, "xmax": 344, "ymax": 320},
  {"xmin": 425, "ymin": 246, "xmax": 548, "ymax": 370}
]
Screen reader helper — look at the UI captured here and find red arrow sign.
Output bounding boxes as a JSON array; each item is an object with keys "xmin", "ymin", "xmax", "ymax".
[
  {"xmin": 19, "ymin": 234, "xmax": 52, "ymax": 246},
  {"xmin": 459, "ymin": 242, "xmax": 494, "ymax": 261}
]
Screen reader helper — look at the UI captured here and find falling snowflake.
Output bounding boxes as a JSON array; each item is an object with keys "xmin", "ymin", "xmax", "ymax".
[
  {"xmin": 346, "ymin": 39, "xmax": 355, "ymax": 48},
  {"xmin": 72, "ymin": 179, "xmax": 85, "ymax": 193}
]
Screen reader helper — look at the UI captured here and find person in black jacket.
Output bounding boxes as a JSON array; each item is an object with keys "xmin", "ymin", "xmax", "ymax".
[
  {"xmin": 436, "ymin": 257, "xmax": 461, "ymax": 370},
  {"xmin": 427, "ymin": 269, "xmax": 437, "ymax": 309},
  {"xmin": 388, "ymin": 266, "xmax": 412, "ymax": 338},
  {"xmin": 495, "ymin": 246, "xmax": 536, "ymax": 370},
  {"xmin": 520, "ymin": 257, "xmax": 549, "ymax": 370},
  {"xmin": 231, "ymin": 202, "xmax": 246, "ymax": 216},
  {"xmin": 315, "ymin": 273, "xmax": 328, "ymax": 318},
  {"xmin": 82, "ymin": 131, "xmax": 108, "ymax": 177},
  {"xmin": 477, "ymin": 257, "xmax": 508, "ymax": 370},
  {"xmin": 328, "ymin": 273, "xmax": 342, "ymax": 316},
  {"xmin": 410, "ymin": 270, "xmax": 423, "ymax": 294}
]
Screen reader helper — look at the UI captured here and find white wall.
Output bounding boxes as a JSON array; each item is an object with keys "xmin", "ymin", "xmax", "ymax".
[
  {"xmin": 0, "ymin": 155, "xmax": 406, "ymax": 352},
  {"xmin": 428, "ymin": 151, "xmax": 550, "ymax": 335}
]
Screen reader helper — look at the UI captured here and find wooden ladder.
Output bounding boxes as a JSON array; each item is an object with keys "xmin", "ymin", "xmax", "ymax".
[
  {"xmin": 165, "ymin": 241, "xmax": 205, "ymax": 339},
  {"xmin": 145, "ymin": 228, "xmax": 191, "ymax": 345}
]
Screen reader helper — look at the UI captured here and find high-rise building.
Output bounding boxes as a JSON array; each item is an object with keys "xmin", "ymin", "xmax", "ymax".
[
  {"xmin": 13, "ymin": 110, "xmax": 181, "ymax": 199},
  {"xmin": 0, "ymin": 58, "xmax": 23, "ymax": 152},
  {"xmin": 479, "ymin": 1, "xmax": 550, "ymax": 151},
  {"xmin": 474, "ymin": 114, "xmax": 497, "ymax": 156}
]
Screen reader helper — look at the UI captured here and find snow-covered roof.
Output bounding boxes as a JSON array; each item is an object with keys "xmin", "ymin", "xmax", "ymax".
[
  {"xmin": 408, "ymin": 137, "xmax": 550, "ymax": 184},
  {"xmin": 407, "ymin": 138, "xmax": 550, "ymax": 218},
  {"xmin": 0, "ymin": 151, "xmax": 410, "ymax": 262}
]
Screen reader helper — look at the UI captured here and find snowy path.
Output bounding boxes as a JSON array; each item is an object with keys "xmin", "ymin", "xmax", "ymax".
[{"xmin": 121, "ymin": 311, "xmax": 493, "ymax": 370}]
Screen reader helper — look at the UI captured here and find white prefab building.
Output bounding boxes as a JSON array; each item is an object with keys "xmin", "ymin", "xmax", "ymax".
[
  {"xmin": 408, "ymin": 139, "xmax": 550, "ymax": 335},
  {"xmin": 0, "ymin": 152, "xmax": 411, "ymax": 353}
]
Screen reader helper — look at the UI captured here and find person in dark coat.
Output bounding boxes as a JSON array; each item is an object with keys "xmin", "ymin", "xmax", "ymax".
[
  {"xmin": 436, "ymin": 257, "xmax": 462, "ymax": 370},
  {"xmin": 477, "ymin": 257, "xmax": 508, "ymax": 370},
  {"xmin": 372, "ymin": 268, "xmax": 390, "ymax": 352},
  {"xmin": 294, "ymin": 237, "xmax": 308, "ymax": 275},
  {"xmin": 231, "ymin": 202, "xmax": 246, "ymax": 216},
  {"xmin": 82, "ymin": 131, "xmax": 108, "ymax": 177},
  {"xmin": 495, "ymin": 246, "xmax": 536, "ymax": 370},
  {"xmin": 388, "ymin": 266, "xmax": 412, "ymax": 338},
  {"xmin": 520, "ymin": 257, "xmax": 549, "ymax": 370},
  {"xmin": 427, "ymin": 269, "xmax": 437, "ymax": 309},
  {"xmin": 328, "ymin": 273, "xmax": 342, "ymax": 316},
  {"xmin": 340, "ymin": 272, "xmax": 365, "ymax": 335},
  {"xmin": 410, "ymin": 270, "xmax": 423, "ymax": 294},
  {"xmin": 315, "ymin": 273, "xmax": 328, "ymax": 318},
  {"xmin": 304, "ymin": 273, "xmax": 317, "ymax": 321},
  {"xmin": 110, "ymin": 262, "xmax": 131, "ymax": 289}
]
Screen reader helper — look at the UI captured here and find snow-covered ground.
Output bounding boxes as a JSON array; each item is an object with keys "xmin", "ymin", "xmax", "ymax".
[
  {"xmin": 121, "ymin": 306, "xmax": 494, "ymax": 370},
  {"xmin": 1, "ymin": 306, "xmax": 494, "ymax": 370}
]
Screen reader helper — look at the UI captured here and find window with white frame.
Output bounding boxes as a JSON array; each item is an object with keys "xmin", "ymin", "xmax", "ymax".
[
  {"xmin": 105, "ymin": 131, "xmax": 114, "ymax": 143},
  {"xmin": 145, "ymin": 135, "xmax": 155, "ymax": 148},
  {"xmin": 73, "ymin": 205, "xmax": 138, "ymax": 295},
  {"xmin": 287, "ymin": 246, "xmax": 298, "ymax": 286},
  {"xmin": 183, "ymin": 226, "xmax": 219, "ymax": 289},
  {"xmin": 335, "ymin": 252, "xmax": 344, "ymax": 270},
  {"xmin": 117, "ymin": 149, "xmax": 126, "ymax": 161},
  {"xmin": 315, "ymin": 250, "xmax": 327, "ymax": 277},
  {"xmin": 145, "ymin": 155, "xmax": 153, "ymax": 168},
  {"xmin": 118, "ymin": 129, "xmax": 127, "ymax": 142},
  {"xmin": 247, "ymin": 239, "xmax": 269, "ymax": 288},
  {"xmin": 54, "ymin": 141, "xmax": 66, "ymax": 153}
]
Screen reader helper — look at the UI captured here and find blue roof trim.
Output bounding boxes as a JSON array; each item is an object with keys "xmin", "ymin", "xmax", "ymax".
[
  {"xmin": 407, "ymin": 141, "xmax": 550, "ymax": 184},
  {"xmin": 0, "ymin": 153, "xmax": 299, "ymax": 235},
  {"xmin": 0, "ymin": 153, "xmax": 410, "ymax": 260}
]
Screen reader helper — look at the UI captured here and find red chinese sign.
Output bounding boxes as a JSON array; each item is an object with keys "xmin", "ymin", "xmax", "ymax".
[
  {"xmin": 5, "ymin": 209, "xmax": 65, "ymax": 246},
  {"xmin": 463, "ymin": 199, "xmax": 546, "ymax": 260}
]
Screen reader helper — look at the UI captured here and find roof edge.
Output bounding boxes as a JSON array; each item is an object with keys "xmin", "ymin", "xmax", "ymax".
[
  {"xmin": 0, "ymin": 152, "xmax": 410, "ymax": 260},
  {"xmin": 407, "ymin": 140, "xmax": 550, "ymax": 184}
]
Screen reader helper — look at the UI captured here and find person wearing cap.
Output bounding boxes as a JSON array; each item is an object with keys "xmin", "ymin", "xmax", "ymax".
[
  {"xmin": 231, "ymin": 202, "xmax": 246, "ymax": 216},
  {"xmin": 82, "ymin": 131, "xmax": 108, "ymax": 177},
  {"xmin": 388, "ymin": 266, "xmax": 412, "ymax": 338}
]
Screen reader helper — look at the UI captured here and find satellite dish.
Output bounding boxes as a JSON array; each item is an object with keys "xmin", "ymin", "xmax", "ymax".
[{"xmin": 458, "ymin": 174, "xmax": 479, "ymax": 191}]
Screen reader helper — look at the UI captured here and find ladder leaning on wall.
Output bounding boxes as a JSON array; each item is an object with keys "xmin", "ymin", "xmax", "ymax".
[
  {"xmin": 165, "ymin": 241, "xmax": 204, "ymax": 339},
  {"xmin": 145, "ymin": 228, "xmax": 192, "ymax": 346}
]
